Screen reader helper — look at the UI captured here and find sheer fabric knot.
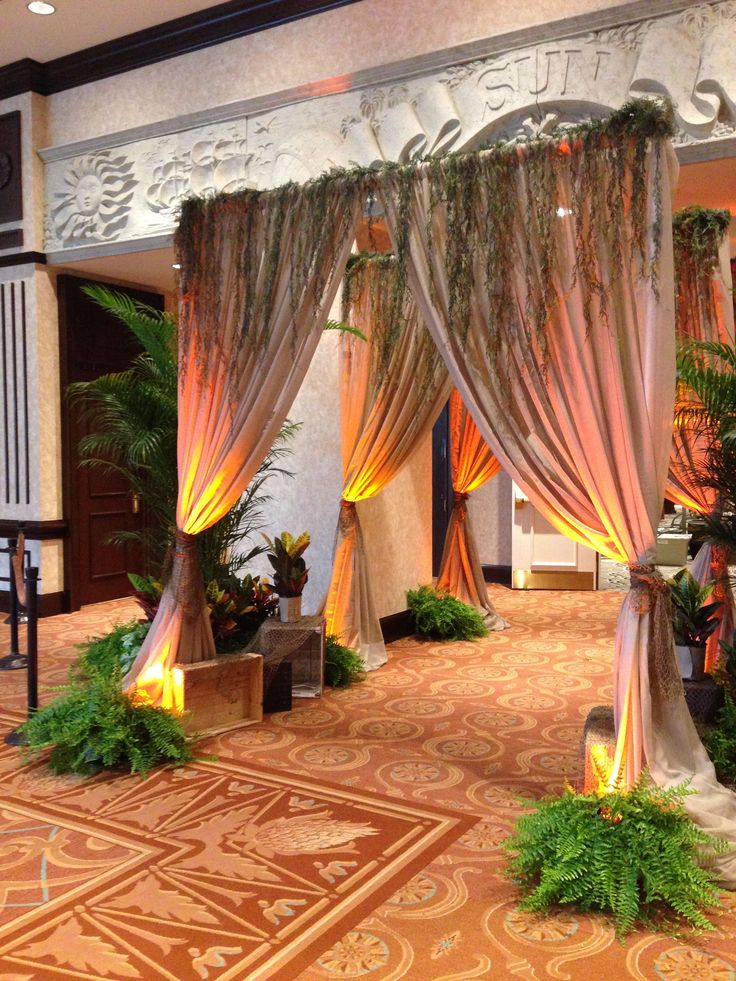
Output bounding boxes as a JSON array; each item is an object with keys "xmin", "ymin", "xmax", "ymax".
[{"xmin": 453, "ymin": 491, "xmax": 470, "ymax": 520}]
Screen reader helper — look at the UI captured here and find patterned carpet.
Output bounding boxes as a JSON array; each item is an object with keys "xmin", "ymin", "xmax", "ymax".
[{"xmin": 2, "ymin": 589, "xmax": 736, "ymax": 980}]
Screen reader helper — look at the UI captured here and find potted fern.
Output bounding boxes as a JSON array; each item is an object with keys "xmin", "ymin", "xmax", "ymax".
[
  {"xmin": 667, "ymin": 568, "xmax": 722, "ymax": 681},
  {"xmin": 263, "ymin": 531, "xmax": 310, "ymax": 622}
]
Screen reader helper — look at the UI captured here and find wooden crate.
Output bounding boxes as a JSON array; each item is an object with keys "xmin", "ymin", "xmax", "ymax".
[{"xmin": 180, "ymin": 651, "xmax": 263, "ymax": 737}]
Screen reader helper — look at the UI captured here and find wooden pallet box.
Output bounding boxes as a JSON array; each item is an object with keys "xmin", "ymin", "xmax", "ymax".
[{"xmin": 180, "ymin": 651, "xmax": 263, "ymax": 737}]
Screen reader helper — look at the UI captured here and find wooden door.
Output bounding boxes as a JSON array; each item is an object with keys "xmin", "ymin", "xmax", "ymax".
[
  {"xmin": 58, "ymin": 275, "xmax": 165, "ymax": 609},
  {"xmin": 511, "ymin": 483, "xmax": 598, "ymax": 589}
]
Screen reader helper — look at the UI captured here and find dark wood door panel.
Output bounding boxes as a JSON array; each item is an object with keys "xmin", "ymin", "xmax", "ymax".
[{"xmin": 58, "ymin": 274, "xmax": 165, "ymax": 609}]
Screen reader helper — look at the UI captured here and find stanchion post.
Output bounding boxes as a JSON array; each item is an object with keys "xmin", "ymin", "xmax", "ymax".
[
  {"xmin": 8, "ymin": 538, "xmax": 19, "ymax": 656},
  {"xmin": 25, "ymin": 567, "xmax": 39, "ymax": 712},
  {"xmin": 4, "ymin": 566, "xmax": 39, "ymax": 745},
  {"xmin": 0, "ymin": 538, "xmax": 26, "ymax": 671}
]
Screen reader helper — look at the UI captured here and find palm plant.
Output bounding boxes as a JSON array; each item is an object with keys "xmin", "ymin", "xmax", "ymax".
[
  {"xmin": 667, "ymin": 568, "xmax": 722, "ymax": 647},
  {"xmin": 677, "ymin": 341, "xmax": 736, "ymax": 554},
  {"xmin": 69, "ymin": 285, "xmax": 299, "ymax": 582}
]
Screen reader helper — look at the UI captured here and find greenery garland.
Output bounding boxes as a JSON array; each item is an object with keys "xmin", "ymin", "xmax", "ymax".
[
  {"xmin": 175, "ymin": 172, "xmax": 366, "ymax": 380},
  {"xmin": 175, "ymin": 99, "xmax": 674, "ymax": 376},
  {"xmin": 379, "ymin": 98, "xmax": 674, "ymax": 367},
  {"xmin": 673, "ymin": 205, "xmax": 731, "ymax": 338}
]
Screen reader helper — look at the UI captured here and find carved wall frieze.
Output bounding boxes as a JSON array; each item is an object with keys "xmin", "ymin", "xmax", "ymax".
[{"xmin": 42, "ymin": 1, "xmax": 736, "ymax": 255}]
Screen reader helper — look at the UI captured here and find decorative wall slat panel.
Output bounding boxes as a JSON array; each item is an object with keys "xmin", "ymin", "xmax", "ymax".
[{"xmin": 0, "ymin": 280, "xmax": 30, "ymax": 507}]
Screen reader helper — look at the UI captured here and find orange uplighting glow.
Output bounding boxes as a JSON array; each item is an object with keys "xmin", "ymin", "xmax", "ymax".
[{"xmin": 135, "ymin": 657, "xmax": 185, "ymax": 714}]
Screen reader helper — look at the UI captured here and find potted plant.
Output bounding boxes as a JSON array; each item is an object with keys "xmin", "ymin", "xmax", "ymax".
[
  {"xmin": 667, "ymin": 568, "xmax": 722, "ymax": 681},
  {"xmin": 263, "ymin": 531, "xmax": 310, "ymax": 622}
]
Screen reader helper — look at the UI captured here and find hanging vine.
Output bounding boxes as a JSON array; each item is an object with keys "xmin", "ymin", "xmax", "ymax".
[
  {"xmin": 342, "ymin": 252, "xmax": 443, "ymax": 401},
  {"xmin": 673, "ymin": 205, "xmax": 731, "ymax": 339},
  {"xmin": 175, "ymin": 98, "xmax": 675, "ymax": 381}
]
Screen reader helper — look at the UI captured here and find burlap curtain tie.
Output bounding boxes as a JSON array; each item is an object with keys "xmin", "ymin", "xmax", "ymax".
[
  {"xmin": 629, "ymin": 563, "xmax": 683, "ymax": 705},
  {"xmin": 171, "ymin": 530, "xmax": 204, "ymax": 624},
  {"xmin": 339, "ymin": 500, "xmax": 357, "ymax": 534},
  {"xmin": 453, "ymin": 491, "xmax": 470, "ymax": 520}
]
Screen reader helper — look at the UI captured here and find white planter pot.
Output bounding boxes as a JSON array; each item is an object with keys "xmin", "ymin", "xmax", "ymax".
[
  {"xmin": 675, "ymin": 644, "xmax": 706, "ymax": 681},
  {"xmin": 279, "ymin": 596, "xmax": 302, "ymax": 623}
]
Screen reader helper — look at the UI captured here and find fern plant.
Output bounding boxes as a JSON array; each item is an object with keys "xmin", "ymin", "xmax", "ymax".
[
  {"xmin": 505, "ymin": 776, "xmax": 726, "ymax": 937},
  {"xmin": 325, "ymin": 634, "xmax": 365, "ymax": 688},
  {"xmin": 703, "ymin": 690, "xmax": 736, "ymax": 786},
  {"xmin": 21, "ymin": 662, "xmax": 193, "ymax": 777},
  {"xmin": 77, "ymin": 620, "xmax": 150, "ymax": 678},
  {"xmin": 407, "ymin": 585, "xmax": 488, "ymax": 641}
]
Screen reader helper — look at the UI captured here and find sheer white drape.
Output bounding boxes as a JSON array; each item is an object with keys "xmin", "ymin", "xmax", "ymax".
[
  {"xmin": 324, "ymin": 258, "xmax": 451, "ymax": 669},
  {"xmin": 437, "ymin": 389, "xmax": 508, "ymax": 628},
  {"xmin": 125, "ymin": 187, "xmax": 362, "ymax": 695},
  {"xmin": 379, "ymin": 139, "xmax": 736, "ymax": 883}
]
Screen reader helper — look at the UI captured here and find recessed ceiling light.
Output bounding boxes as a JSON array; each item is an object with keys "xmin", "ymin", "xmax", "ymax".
[{"xmin": 27, "ymin": 1, "xmax": 56, "ymax": 13}]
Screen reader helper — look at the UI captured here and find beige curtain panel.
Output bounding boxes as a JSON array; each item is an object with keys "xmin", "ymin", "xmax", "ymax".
[
  {"xmin": 378, "ymin": 129, "xmax": 736, "ymax": 882},
  {"xmin": 668, "ymin": 228, "xmax": 736, "ymax": 671},
  {"xmin": 436, "ymin": 389, "xmax": 508, "ymax": 628},
  {"xmin": 124, "ymin": 184, "xmax": 362, "ymax": 697},
  {"xmin": 324, "ymin": 256, "xmax": 451, "ymax": 670}
]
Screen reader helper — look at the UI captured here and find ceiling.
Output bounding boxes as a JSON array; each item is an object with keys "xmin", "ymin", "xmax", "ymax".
[
  {"xmin": 55, "ymin": 156, "xmax": 736, "ymax": 295},
  {"xmin": 0, "ymin": 0, "xmax": 225, "ymax": 65}
]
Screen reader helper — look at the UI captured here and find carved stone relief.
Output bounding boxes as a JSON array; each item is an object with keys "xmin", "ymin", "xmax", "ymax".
[{"xmin": 43, "ymin": 1, "xmax": 736, "ymax": 254}]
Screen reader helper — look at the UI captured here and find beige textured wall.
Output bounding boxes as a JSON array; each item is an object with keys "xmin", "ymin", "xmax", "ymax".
[
  {"xmin": 361, "ymin": 432, "xmax": 433, "ymax": 619},
  {"xmin": 471, "ymin": 470, "xmax": 513, "ymax": 567},
  {"xmin": 245, "ymin": 327, "xmax": 433, "ymax": 619},
  {"xmin": 48, "ymin": 0, "xmax": 627, "ymax": 145}
]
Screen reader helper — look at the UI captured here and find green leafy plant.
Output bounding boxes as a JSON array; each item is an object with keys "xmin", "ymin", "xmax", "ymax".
[
  {"xmin": 263, "ymin": 531, "xmax": 310, "ymax": 597},
  {"xmin": 703, "ymin": 690, "xmax": 736, "ymax": 786},
  {"xmin": 21, "ymin": 662, "xmax": 193, "ymax": 777},
  {"xmin": 667, "ymin": 568, "xmax": 722, "ymax": 646},
  {"xmin": 77, "ymin": 620, "xmax": 151, "ymax": 678},
  {"xmin": 407, "ymin": 585, "xmax": 488, "ymax": 641},
  {"xmin": 129, "ymin": 571, "xmax": 276, "ymax": 648},
  {"xmin": 676, "ymin": 341, "xmax": 736, "ymax": 556},
  {"xmin": 325, "ymin": 634, "xmax": 365, "ymax": 688},
  {"xmin": 504, "ymin": 776, "xmax": 726, "ymax": 937}
]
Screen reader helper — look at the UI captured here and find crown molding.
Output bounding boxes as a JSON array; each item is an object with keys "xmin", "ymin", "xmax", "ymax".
[{"xmin": 0, "ymin": 0, "xmax": 363, "ymax": 100}]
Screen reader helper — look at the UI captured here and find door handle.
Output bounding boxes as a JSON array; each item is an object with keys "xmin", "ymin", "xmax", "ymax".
[{"xmin": 131, "ymin": 493, "xmax": 141, "ymax": 514}]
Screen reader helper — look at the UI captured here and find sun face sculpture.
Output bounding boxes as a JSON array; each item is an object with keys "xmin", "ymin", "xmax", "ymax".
[{"xmin": 51, "ymin": 150, "xmax": 137, "ymax": 244}]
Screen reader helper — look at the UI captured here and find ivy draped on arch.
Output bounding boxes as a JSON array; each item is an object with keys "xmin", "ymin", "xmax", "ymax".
[{"xmin": 124, "ymin": 99, "xmax": 736, "ymax": 884}]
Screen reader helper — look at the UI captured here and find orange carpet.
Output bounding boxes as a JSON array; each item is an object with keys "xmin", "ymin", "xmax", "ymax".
[{"xmin": 2, "ymin": 588, "xmax": 736, "ymax": 980}]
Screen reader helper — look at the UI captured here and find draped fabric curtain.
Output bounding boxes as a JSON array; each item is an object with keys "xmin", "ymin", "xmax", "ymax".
[
  {"xmin": 436, "ymin": 389, "xmax": 509, "ymax": 628},
  {"xmin": 378, "ymin": 125, "xmax": 736, "ymax": 882},
  {"xmin": 324, "ymin": 256, "xmax": 451, "ymax": 669},
  {"xmin": 124, "ymin": 183, "xmax": 362, "ymax": 697},
  {"xmin": 667, "ymin": 226, "xmax": 736, "ymax": 670}
]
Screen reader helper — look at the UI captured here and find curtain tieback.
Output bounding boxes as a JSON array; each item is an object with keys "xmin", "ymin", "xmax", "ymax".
[
  {"xmin": 453, "ymin": 491, "xmax": 470, "ymax": 520},
  {"xmin": 628, "ymin": 563, "xmax": 682, "ymax": 704},
  {"xmin": 339, "ymin": 500, "xmax": 357, "ymax": 534},
  {"xmin": 172, "ymin": 529, "xmax": 204, "ymax": 623}
]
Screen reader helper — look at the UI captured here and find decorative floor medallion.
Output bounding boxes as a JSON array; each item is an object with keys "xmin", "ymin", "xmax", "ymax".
[{"xmin": 0, "ymin": 725, "xmax": 473, "ymax": 981}]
